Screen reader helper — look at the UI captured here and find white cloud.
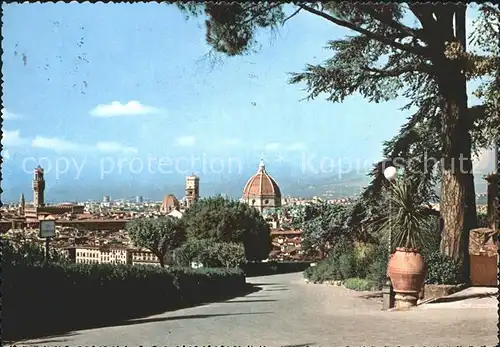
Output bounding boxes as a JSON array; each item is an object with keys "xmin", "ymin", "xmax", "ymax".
[
  {"xmin": 32, "ymin": 136, "xmax": 85, "ymax": 152},
  {"xmin": 2, "ymin": 108, "xmax": 22, "ymax": 120},
  {"xmin": 95, "ymin": 141, "xmax": 138, "ymax": 154},
  {"xmin": 175, "ymin": 136, "xmax": 196, "ymax": 147},
  {"xmin": 32, "ymin": 136, "xmax": 138, "ymax": 154},
  {"xmin": 265, "ymin": 142, "xmax": 281, "ymax": 151},
  {"xmin": 2, "ymin": 129, "xmax": 28, "ymax": 147},
  {"xmin": 90, "ymin": 101, "xmax": 160, "ymax": 117},
  {"xmin": 2, "ymin": 130, "xmax": 138, "ymax": 155}
]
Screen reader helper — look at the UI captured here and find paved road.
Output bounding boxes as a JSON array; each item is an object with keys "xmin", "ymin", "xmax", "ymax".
[{"xmin": 18, "ymin": 272, "xmax": 497, "ymax": 346}]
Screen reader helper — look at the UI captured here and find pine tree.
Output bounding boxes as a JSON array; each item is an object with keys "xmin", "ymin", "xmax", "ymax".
[{"xmin": 177, "ymin": 3, "xmax": 499, "ymax": 278}]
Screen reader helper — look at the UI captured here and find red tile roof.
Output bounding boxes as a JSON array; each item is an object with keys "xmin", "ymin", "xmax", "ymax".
[{"xmin": 243, "ymin": 161, "xmax": 281, "ymax": 198}]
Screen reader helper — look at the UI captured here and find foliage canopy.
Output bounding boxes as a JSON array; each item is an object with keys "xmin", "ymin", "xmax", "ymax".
[
  {"xmin": 177, "ymin": 2, "xmax": 499, "ymax": 265},
  {"xmin": 126, "ymin": 216, "xmax": 186, "ymax": 267},
  {"xmin": 181, "ymin": 196, "xmax": 271, "ymax": 261}
]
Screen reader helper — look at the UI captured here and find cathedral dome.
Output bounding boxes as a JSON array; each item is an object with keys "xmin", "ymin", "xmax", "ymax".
[
  {"xmin": 161, "ymin": 194, "xmax": 179, "ymax": 213},
  {"xmin": 243, "ymin": 160, "xmax": 281, "ymax": 199}
]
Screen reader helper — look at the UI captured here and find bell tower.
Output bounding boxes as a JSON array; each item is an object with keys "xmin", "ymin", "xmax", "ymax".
[
  {"xmin": 33, "ymin": 165, "xmax": 45, "ymax": 207},
  {"xmin": 185, "ymin": 174, "xmax": 200, "ymax": 208},
  {"xmin": 18, "ymin": 193, "xmax": 25, "ymax": 215}
]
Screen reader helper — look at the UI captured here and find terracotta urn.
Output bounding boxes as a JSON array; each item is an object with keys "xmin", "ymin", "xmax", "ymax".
[{"xmin": 388, "ymin": 247, "xmax": 427, "ymax": 294}]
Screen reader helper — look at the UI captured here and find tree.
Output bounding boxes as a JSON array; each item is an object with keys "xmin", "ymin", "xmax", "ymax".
[
  {"xmin": 300, "ymin": 202, "xmax": 356, "ymax": 257},
  {"xmin": 176, "ymin": 3, "xmax": 499, "ymax": 276},
  {"xmin": 126, "ymin": 217, "xmax": 186, "ymax": 267},
  {"xmin": 174, "ymin": 239, "xmax": 246, "ymax": 268},
  {"xmin": 181, "ymin": 196, "xmax": 271, "ymax": 261}
]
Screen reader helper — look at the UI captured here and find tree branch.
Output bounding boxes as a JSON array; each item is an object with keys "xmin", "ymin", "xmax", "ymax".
[
  {"xmin": 408, "ymin": 4, "xmax": 436, "ymax": 30},
  {"xmin": 361, "ymin": 63, "xmax": 434, "ymax": 77},
  {"xmin": 235, "ymin": 3, "xmax": 283, "ymax": 28},
  {"xmin": 283, "ymin": 7, "xmax": 301, "ymax": 24},
  {"xmin": 298, "ymin": 4, "xmax": 429, "ymax": 57},
  {"xmin": 362, "ymin": 7, "xmax": 423, "ymax": 41},
  {"xmin": 407, "ymin": 4, "xmax": 440, "ymax": 47}
]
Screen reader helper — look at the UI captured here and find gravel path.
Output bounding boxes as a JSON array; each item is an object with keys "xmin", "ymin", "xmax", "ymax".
[{"xmin": 16, "ymin": 272, "xmax": 498, "ymax": 346}]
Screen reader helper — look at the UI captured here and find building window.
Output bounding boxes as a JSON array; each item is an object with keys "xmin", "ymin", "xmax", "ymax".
[
  {"xmin": 265, "ymin": 200, "xmax": 269, "ymax": 204},
  {"xmin": 251, "ymin": 199, "xmax": 255, "ymax": 205}
]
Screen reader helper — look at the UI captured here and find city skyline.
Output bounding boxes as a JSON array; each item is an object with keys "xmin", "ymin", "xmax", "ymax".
[{"xmin": 1, "ymin": 3, "xmax": 496, "ymax": 202}]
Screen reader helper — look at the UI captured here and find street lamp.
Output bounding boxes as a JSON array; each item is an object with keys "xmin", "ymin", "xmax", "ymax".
[
  {"xmin": 384, "ymin": 166, "xmax": 397, "ymax": 182},
  {"xmin": 383, "ymin": 165, "xmax": 397, "ymax": 310},
  {"xmin": 384, "ymin": 166, "xmax": 397, "ymax": 253}
]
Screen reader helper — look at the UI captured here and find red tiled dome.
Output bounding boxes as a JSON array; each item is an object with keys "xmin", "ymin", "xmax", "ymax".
[
  {"xmin": 161, "ymin": 194, "xmax": 179, "ymax": 210},
  {"xmin": 243, "ymin": 160, "xmax": 281, "ymax": 198}
]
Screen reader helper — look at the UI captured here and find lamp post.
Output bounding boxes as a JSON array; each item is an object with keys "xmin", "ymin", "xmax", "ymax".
[
  {"xmin": 382, "ymin": 166, "xmax": 397, "ymax": 310},
  {"xmin": 494, "ymin": 139, "xmax": 499, "ymax": 286}
]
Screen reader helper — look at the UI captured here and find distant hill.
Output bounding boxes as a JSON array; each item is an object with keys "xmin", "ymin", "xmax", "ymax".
[{"xmin": 0, "ymin": 154, "xmax": 491, "ymax": 203}]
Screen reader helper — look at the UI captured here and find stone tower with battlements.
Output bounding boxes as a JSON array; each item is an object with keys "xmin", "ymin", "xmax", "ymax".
[{"xmin": 32, "ymin": 165, "xmax": 45, "ymax": 207}]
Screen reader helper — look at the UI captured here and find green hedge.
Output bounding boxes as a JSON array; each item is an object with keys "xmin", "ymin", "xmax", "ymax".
[
  {"xmin": 303, "ymin": 257, "xmax": 338, "ymax": 283},
  {"xmin": 242, "ymin": 261, "xmax": 312, "ymax": 277},
  {"xmin": 3, "ymin": 259, "xmax": 245, "ymax": 341},
  {"xmin": 425, "ymin": 251, "xmax": 464, "ymax": 285},
  {"xmin": 303, "ymin": 242, "xmax": 389, "ymax": 289}
]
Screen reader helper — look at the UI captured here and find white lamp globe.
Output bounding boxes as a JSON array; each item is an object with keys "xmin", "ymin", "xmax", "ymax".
[{"xmin": 383, "ymin": 166, "xmax": 397, "ymax": 181}]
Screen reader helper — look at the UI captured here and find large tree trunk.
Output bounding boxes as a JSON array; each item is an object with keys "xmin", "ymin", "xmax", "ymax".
[
  {"xmin": 437, "ymin": 63, "xmax": 476, "ymax": 282},
  {"xmin": 158, "ymin": 254, "xmax": 165, "ymax": 268},
  {"xmin": 433, "ymin": 5, "xmax": 476, "ymax": 282}
]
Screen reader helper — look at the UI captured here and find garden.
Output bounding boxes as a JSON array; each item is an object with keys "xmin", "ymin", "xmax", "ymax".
[
  {"xmin": 299, "ymin": 178, "xmax": 467, "ymax": 300},
  {"xmin": 176, "ymin": 0, "xmax": 499, "ymax": 308}
]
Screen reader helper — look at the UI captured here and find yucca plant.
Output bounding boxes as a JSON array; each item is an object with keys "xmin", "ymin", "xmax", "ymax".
[{"xmin": 376, "ymin": 179, "xmax": 436, "ymax": 251}]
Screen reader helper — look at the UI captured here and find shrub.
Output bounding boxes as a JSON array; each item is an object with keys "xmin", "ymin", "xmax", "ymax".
[
  {"xmin": 343, "ymin": 277, "xmax": 373, "ymax": 291},
  {"xmin": 3, "ymin": 240, "xmax": 246, "ymax": 341},
  {"xmin": 366, "ymin": 257, "xmax": 388, "ymax": 290},
  {"xmin": 4, "ymin": 239, "xmax": 70, "ymax": 266},
  {"xmin": 331, "ymin": 237, "xmax": 355, "ymax": 258},
  {"xmin": 419, "ymin": 215, "xmax": 441, "ymax": 257},
  {"xmin": 338, "ymin": 253, "xmax": 356, "ymax": 279},
  {"xmin": 477, "ymin": 212, "xmax": 489, "ymax": 228},
  {"xmin": 425, "ymin": 251, "xmax": 464, "ymax": 285},
  {"xmin": 365, "ymin": 244, "xmax": 389, "ymax": 290},
  {"xmin": 304, "ymin": 239, "xmax": 392, "ymax": 290},
  {"xmin": 304, "ymin": 238, "xmax": 362, "ymax": 282},
  {"xmin": 303, "ymin": 256, "xmax": 339, "ymax": 283},
  {"xmin": 352, "ymin": 242, "xmax": 378, "ymax": 279},
  {"xmin": 330, "ymin": 239, "xmax": 358, "ymax": 280}
]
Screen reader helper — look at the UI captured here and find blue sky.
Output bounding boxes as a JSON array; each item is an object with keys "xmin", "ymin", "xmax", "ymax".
[{"xmin": 1, "ymin": 3, "xmax": 495, "ymax": 201}]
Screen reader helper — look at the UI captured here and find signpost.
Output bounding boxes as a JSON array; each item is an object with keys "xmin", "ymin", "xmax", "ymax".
[{"xmin": 39, "ymin": 220, "xmax": 56, "ymax": 262}]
